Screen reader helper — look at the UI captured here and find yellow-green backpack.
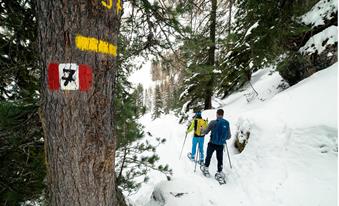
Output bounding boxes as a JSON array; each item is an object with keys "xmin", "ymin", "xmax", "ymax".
[{"xmin": 194, "ymin": 118, "xmax": 208, "ymax": 136}]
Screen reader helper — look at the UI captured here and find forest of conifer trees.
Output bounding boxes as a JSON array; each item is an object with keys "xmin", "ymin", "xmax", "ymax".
[{"xmin": 0, "ymin": 0, "xmax": 337, "ymax": 205}]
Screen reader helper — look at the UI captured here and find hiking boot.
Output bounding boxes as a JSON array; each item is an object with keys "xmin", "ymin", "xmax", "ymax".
[
  {"xmin": 215, "ymin": 171, "xmax": 226, "ymax": 184},
  {"xmin": 200, "ymin": 165, "xmax": 210, "ymax": 177},
  {"xmin": 215, "ymin": 171, "xmax": 225, "ymax": 179},
  {"xmin": 198, "ymin": 160, "xmax": 204, "ymax": 165},
  {"xmin": 187, "ymin": 152, "xmax": 194, "ymax": 161},
  {"xmin": 200, "ymin": 165, "xmax": 209, "ymax": 173}
]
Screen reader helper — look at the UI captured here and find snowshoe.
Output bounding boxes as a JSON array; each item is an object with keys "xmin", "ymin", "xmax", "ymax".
[
  {"xmin": 198, "ymin": 160, "xmax": 204, "ymax": 166},
  {"xmin": 215, "ymin": 172, "xmax": 226, "ymax": 185},
  {"xmin": 200, "ymin": 165, "xmax": 210, "ymax": 177},
  {"xmin": 187, "ymin": 153, "xmax": 194, "ymax": 161}
]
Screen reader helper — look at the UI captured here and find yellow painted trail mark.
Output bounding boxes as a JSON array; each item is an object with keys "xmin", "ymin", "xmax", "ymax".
[
  {"xmin": 101, "ymin": 0, "xmax": 113, "ymax": 9},
  {"xmin": 116, "ymin": 0, "xmax": 122, "ymax": 14},
  {"xmin": 75, "ymin": 35, "xmax": 117, "ymax": 57}
]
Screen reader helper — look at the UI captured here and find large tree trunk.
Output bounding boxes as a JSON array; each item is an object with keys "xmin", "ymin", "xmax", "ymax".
[
  {"xmin": 228, "ymin": 0, "xmax": 232, "ymax": 37},
  {"xmin": 36, "ymin": 0, "xmax": 121, "ymax": 205},
  {"xmin": 204, "ymin": 0, "xmax": 217, "ymax": 110}
]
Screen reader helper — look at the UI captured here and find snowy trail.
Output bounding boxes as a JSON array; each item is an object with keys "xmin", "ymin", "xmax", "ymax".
[
  {"xmin": 133, "ymin": 114, "xmax": 253, "ymax": 206},
  {"xmin": 139, "ymin": 115, "xmax": 291, "ymax": 206},
  {"xmin": 128, "ymin": 63, "xmax": 337, "ymax": 206}
]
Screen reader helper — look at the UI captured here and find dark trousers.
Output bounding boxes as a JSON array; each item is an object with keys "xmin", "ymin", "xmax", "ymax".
[{"xmin": 205, "ymin": 142, "xmax": 224, "ymax": 172}]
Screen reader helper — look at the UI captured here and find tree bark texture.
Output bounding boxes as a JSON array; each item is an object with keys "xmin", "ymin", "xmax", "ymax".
[
  {"xmin": 228, "ymin": 0, "xmax": 232, "ymax": 36},
  {"xmin": 204, "ymin": 0, "xmax": 217, "ymax": 110},
  {"xmin": 36, "ymin": 0, "xmax": 121, "ymax": 205}
]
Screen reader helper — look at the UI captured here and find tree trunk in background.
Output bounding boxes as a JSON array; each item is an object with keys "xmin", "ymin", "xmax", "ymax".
[
  {"xmin": 36, "ymin": 0, "xmax": 121, "ymax": 205},
  {"xmin": 228, "ymin": 0, "xmax": 232, "ymax": 36},
  {"xmin": 204, "ymin": 0, "xmax": 217, "ymax": 110}
]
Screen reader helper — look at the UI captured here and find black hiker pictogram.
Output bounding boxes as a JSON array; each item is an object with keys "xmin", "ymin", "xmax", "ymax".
[{"xmin": 62, "ymin": 69, "xmax": 76, "ymax": 86}]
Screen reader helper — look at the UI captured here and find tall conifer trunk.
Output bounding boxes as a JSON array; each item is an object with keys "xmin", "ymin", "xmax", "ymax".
[
  {"xmin": 36, "ymin": 0, "xmax": 121, "ymax": 205},
  {"xmin": 204, "ymin": 0, "xmax": 217, "ymax": 109}
]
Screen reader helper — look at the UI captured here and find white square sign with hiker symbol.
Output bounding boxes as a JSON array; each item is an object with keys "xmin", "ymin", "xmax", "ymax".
[{"xmin": 59, "ymin": 63, "xmax": 79, "ymax": 90}]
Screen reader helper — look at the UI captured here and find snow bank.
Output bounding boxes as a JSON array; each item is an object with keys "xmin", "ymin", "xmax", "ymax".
[
  {"xmin": 235, "ymin": 118, "xmax": 252, "ymax": 144},
  {"xmin": 299, "ymin": 25, "xmax": 338, "ymax": 55},
  {"xmin": 241, "ymin": 62, "xmax": 337, "ymax": 129},
  {"xmin": 231, "ymin": 62, "xmax": 337, "ymax": 206},
  {"xmin": 219, "ymin": 66, "xmax": 287, "ymax": 110},
  {"xmin": 299, "ymin": 0, "xmax": 338, "ymax": 28}
]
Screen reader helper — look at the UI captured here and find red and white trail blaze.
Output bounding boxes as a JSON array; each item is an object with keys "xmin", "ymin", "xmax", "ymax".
[{"xmin": 48, "ymin": 63, "xmax": 92, "ymax": 91}]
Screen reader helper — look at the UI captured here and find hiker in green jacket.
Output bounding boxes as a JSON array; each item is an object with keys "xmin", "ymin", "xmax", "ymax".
[{"xmin": 186, "ymin": 111, "xmax": 208, "ymax": 164}]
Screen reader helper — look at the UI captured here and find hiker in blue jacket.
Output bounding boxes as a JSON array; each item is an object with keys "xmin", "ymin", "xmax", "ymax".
[{"xmin": 200, "ymin": 109, "xmax": 231, "ymax": 177}]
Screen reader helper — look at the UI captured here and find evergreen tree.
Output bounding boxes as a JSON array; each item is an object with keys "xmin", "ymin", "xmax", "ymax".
[
  {"xmin": 0, "ymin": 0, "xmax": 181, "ymax": 204},
  {"xmin": 177, "ymin": 0, "xmax": 232, "ymax": 111},
  {"xmin": 114, "ymin": 0, "xmax": 175, "ymax": 195},
  {"xmin": 134, "ymin": 84, "xmax": 146, "ymax": 115},
  {"xmin": 0, "ymin": 1, "xmax": 45, "ymax": 205},
  {"xmin": 216, "ymin": 0, "xmax": 317, "ymax": 97},
  {"xmin": 152, "ymin": 85, "xmax": 163, "ymax": 119},
  {"xmin": 114, "ymin": 64, "xmax": 171, "ymax": 195},
  {"xmin": 0, "ymin": 103, "xmax": 45, "ymax": 205},
  {"xmin": 163, "ymin": 80, "xmax": 171, "ymax": 114},
  {"xmin": 144, "ymin": 89, "xmax": 149, "ymax": 112},
  {"xmin": 0, "ymin": 0, "xmax": 39, "ymax": 102},
  {"xmin": 36, "ymin": 0, "xmax": 121, "ymax": 204},
  {"xmin": 144, "ymin": 88, "xmax": 153, "ymax": 112}
]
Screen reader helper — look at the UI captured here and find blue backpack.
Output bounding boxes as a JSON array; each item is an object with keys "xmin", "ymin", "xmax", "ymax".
[{"xmin": 211, "ymin": 119, "xmax": 230, "ymax": 145}]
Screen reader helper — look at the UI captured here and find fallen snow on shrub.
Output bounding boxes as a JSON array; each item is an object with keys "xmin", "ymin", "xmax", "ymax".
[
  {"xmin": 299, "ymin": 0, "xmax": 337, "ymax": 28},
  {"xmin": 299, "ymin": 25, "xmax": 337, "ymax": 55}
]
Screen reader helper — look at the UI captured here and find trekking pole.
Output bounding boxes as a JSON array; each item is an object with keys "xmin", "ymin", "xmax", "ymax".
[
  {"xmin": 179, "ymin": 132, "xmax": 188, "ymax": 159},
  {"xmin": 225, "ymin": 140, "xmax": 232, "ymax": 169}
]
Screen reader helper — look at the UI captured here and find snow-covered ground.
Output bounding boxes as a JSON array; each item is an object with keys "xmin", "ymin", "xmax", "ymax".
[
  {"xmin": 299, "ymin": 0, "xmax": 338, "ymax": 28},
  {"xmin": 126, "ymin": 63, "xmax": 337, "ymax": 206},
  {"xmin": 299, "ymin": 25, "xmax": 337, "ymax": 55}
]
